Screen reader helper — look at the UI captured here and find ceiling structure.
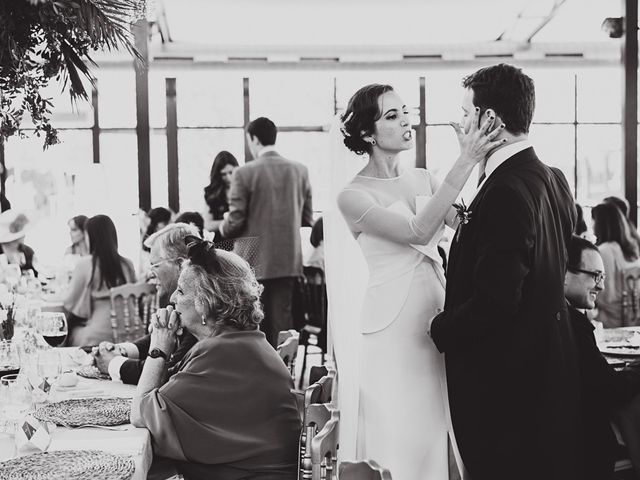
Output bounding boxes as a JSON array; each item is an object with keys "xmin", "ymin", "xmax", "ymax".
[{"xmin": 134, "ymin": 0, "xmax": 623, "ymax": 66}]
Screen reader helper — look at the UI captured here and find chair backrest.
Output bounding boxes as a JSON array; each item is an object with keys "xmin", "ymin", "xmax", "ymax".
[
  {"xmin": 339, "ymin": 460, "xmax": 393, "ymax": 480},
  {"xmin": 299, "ymin": 403, "xmax": 336, "ymax": 480},
  {"xmin": 277, "ymin": 332, "xmax": 299, "ymax": 379},
  {"xmin": 621, "ymin": 265, "xmax": 640, "ymax": 325},
  {"xmin": 304, "ymin": 374, "xmax": 333, "ymax": 409},
  {"xmin": 278, "ymin": 328, "xmax": 298, "ymax": 347},
  {"xmin": 109, "ymin": 282, "xmax": 157, "ymax": 343},
  {"xmin": 309, "ymin": 365, "xmax": 328, "ymax": 386},
  {"xmin": 310, "ymin": 410, "xmax": 340, "ymax": 480}
]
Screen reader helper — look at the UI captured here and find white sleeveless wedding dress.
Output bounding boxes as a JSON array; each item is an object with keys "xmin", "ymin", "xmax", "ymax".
[{"xmin": 337, "ymin": 169, "xmax": 450, "ymax": 480}]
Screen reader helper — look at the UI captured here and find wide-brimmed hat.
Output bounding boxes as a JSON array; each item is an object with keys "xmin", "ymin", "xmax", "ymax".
[{"xmin": 0, "ymin": 210, "xmax": 30, "ymax": 244}]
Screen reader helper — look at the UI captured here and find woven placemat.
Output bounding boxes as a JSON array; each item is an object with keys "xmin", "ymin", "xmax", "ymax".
[
  {"xmin": 76, "ymin": 365, "xmax": 111, "ymax": 380},
  {"xmin": 34, "ymin": 397, "xmax": 131, "ymax": 427},
  {"xmin": 0, "ymin": 450, "xmax": 135, "ymax": 479}
]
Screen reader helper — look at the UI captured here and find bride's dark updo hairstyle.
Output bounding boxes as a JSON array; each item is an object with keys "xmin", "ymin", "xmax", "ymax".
[{"xmin": 341, "ymin": 83, "xmax": 394, "ymax": 156}]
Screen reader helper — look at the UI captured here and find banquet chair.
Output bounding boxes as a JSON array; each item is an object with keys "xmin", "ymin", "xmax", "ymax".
[
  {"xmin": 278, "ymin": 328, "xmax": 298, "ymax": 347},
  {"xmin": 308, "ymin": 410, "xmax": 340, "ymax": 480},
  {"xmin": 277, "ymin": 331, "xmax": 299, "ymax": 380},
  {"xmin": 309, "ymin": 365, "xmax": 329, "ymax": 386},
  {"xmin": 304, "ymin": 374, "xmax": 333, "ymax": 408},
  {"xmin": 109, "ymin": 282, "xmax": 157, "ymax": 343},
  {"xmin": 298, "ymin": 266, "xmax": 327, "ymax": 388},
  {"xmin": 299, "ymin": 403, "xmax": 338, "ymax": 480},
  {"xmin": 339, "ymin": 460, "xmax": 393, "ymax": 480},
  {"xmin": 621, "ymin": 266, "xmax": 640, "ymax": 325}
]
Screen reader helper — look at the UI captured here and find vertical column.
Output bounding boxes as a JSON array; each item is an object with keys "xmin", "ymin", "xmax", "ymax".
[
  {"xmin": 166, "ymin": 78, "xmax": 179, "ymax": 213},
  {"xmin": 243, "ymin": 77, "xmax": 251, "ymax": 163},
  {"xmin": 416, "ymin": 77, "xmax": 427, "ymax": 169},
  {"xmin": 91, "ymin": 81, "xmax": 100, "ymax": 164},
  {"xmin": 573, "ymin": 74, "xmax": 578, "ymax": 199},
  {"xmin": 623, "ymin": 0, "xmax": 638, "ymax": 224},
  {"xmin": 134, "ymin": 19, "xmax": 151, "ymax": 212},
  {"xmin": 0, "ymin": 138, "xmax": 6, "ymax": 210}
]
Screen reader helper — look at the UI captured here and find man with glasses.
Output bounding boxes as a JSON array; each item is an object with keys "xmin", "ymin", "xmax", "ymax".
[
  {"xmin": 565, "ymin": 234, "xmax": 640, "ymax": 480},
  {"xmin": 93, "ymin": 223, "xmax": 200, "ymax": 385}
]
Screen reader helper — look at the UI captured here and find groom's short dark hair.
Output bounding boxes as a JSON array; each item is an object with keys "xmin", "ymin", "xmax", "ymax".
[
  {"xmin": 462, "ymin": 63, "xmax": 535, "ymax": 135},
  {"xmin": 567, "ymin": 234, "xmax": 599, "ymax": 271}
]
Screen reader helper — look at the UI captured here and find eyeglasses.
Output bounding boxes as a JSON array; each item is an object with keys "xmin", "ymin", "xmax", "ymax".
[
  {"xmin": 568, "ymin": 266, "xmax": 606, "ymax": 285},
  {"xmin": 149, "ymin": 257, "xmax": 180, "ymax": 270}
]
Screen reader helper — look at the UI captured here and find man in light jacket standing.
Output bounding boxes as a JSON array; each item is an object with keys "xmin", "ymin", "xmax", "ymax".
[{"xmin": 217, "ymin": 117, "xmax": 313, "ymax": 347}]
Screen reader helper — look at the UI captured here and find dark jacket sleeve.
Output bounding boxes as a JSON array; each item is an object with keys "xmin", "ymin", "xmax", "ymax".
[
  {"xmin": 431, "ymin": 185, "xmax": 534, "ymax": 352},
  {"xmin": 571, "ymin": 308, "xmax": 640, "ymax": 412},
  {"xmin": 120, "ymin": 359, "xmax": 145, "ymax": 385},
  {"xmin": 134, "ymin": 334, "xmax": 151, "ymax": 359}
]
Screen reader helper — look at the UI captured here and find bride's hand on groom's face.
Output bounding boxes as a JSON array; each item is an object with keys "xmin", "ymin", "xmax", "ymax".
[{"xmin": 450, "ymin": 107, "xmax": 506, "ymax": 166}]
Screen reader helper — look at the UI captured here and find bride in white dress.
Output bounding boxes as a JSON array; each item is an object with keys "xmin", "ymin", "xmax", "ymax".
[{"xmin": 327, "ymin": 84, "xmax": 503, "ymax": 480}]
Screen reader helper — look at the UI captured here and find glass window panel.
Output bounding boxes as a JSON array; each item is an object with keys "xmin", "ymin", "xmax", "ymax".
[
  {"xmin": 150, "ymin": 130, "xmax": 168, "ymax": 208},
  {"xmin": 577, "ymin": 68, "xmax": 621, "ymax": 123},
  {"xmin": 177, "ymin": 129, "xmax": 246, "ymax": 212},
  {"xmin": 175, "ymin": 71, "xmax": 244, "ymax": 127},
  {"xmin": 4, "ymin": 131, "xmax": 93, "ymax": 265},
  {"xmin": 424, "ymin": 69, "xmax": 473, "ymax": 125},
  {"xmin": 528, "ymin": 124, "xmax": 576, "ymax": 194},
  {"xmin": 148, "ymin": 71, "xmax": 169, "ymax": 128},
  {"xmin": 99, "ymin": 132, "xmax": 141, "ymax": 271},
  {"xmin": 526, "ymin": 69, "xmax": 575, "ymax": 124},
  {"xmin": 250, "ymin": 73, "xmax": 334, "ymax": 126},
  {"xmin": 96, "ymin": 69, "xmax": 137, "ymax": 128},
  {"xmin": 577, "ymin": 125, "xmax": 622, "ymax": 206}
]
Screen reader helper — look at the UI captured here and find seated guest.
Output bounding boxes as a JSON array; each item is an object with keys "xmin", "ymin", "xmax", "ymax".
[
  {"xmin": 565, "ymin": 234, "xmax": 640, "ymax": 480},
  {"xmin": 604, "ymin": 195, "xmax": 640, "ymax": 253},
  {"xmin": 92, "ymin": 223, "xmax": 199, "ymax": 385},
  {"xmin": 174, "ymin": 211, "xmax": 205, "ymax": 239},
  {"xmin": 0, "ymin": 210, "xmax": 38, "ymax": 276},
  {"xmin": 131, "ymin": 237, "xmax": 301, "ymax": 480},
  {"xmin": 592, "ymin": 202, "xmax": 640, "ymax": 327},
  {"xmin": 64, "ymin": 215, "xmax": 136, "ymax": 346},
  {"xmin": 65, "ymin": 215, "xmax": 89, "ymax": 256},
  {"xmin": 203, "ymin": 150, "xmax": 239, "ymax": 232}
]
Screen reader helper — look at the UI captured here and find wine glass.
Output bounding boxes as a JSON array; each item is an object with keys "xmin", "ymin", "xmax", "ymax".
[
  {"xmin": 35, "ymin": 312, "xmax": 68, "ymax": 348},
  {"xmin": 0, "ymin": 374, "xmax": 32, "ymax": 425},
  {"xmin": 0, "ymin": 341, "xmax": 20, "ymax": 378}
]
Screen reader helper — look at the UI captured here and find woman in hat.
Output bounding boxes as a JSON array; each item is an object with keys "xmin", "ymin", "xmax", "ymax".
[{"xmin": 0, "ymin": 210, "xmax": 37, "ymax": 276}]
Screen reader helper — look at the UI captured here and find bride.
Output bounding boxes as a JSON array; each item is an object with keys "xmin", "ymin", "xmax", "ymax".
[{"xmin": 326, "ymin": 83, "xmax": 503, "ymax": 480}]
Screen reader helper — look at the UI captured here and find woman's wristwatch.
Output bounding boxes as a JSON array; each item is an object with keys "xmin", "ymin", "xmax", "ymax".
[{"xmin": 148, "ymin": 348, "xmax": 168, "ymax": 361}]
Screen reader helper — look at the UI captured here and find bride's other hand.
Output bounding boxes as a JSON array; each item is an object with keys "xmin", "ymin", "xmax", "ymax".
[{"xmin": 450, "ymin": 107, "xmax": 506, "ymax": 166}]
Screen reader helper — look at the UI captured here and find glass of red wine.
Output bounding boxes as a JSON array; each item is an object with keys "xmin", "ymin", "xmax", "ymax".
[
  {"xmin": 35, "ymin": 312, "xmax": 68, "ymax": 348},
  {"xmin": 0, "ymin": 341, "xmax": 20, "ymax": 378}
]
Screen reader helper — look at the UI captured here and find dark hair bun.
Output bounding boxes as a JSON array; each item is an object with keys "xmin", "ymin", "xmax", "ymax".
[{"xmin": 185, "ymin": 235, "xmax": 221, "ymax": 273}]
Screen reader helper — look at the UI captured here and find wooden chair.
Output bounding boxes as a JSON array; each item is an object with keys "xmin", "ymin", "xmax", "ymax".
[
  {"xmin": 308, "ymin": 410, "xmax": 340, "ymax": 480},
  {"xmin": 304, "ymin": 374, "xmax": 333, "ymax": 409},
  {"xmin": 339, "ymin": 461, "xmax": 393, "ymax": 480},
  {"xmin": 109, "ymin": 282, "xmax": 157, "ymax": 343},
  {"xmin": 278, "ymin": 328, "xmax": 298, "ymax": 347},
  {"xmin": 298, "ymin": 266, "xmax": 327, "ymax": 388},
  {"xmin": 309, "ymin": 365, "xmax": 328, "ymax": 386},
  {"xmin": 299, "ymin": 403, "xmax": 336, "ymax": 480},
  {"xmin": 621, "ymin": 266, "xmax": 640, "ymax": 326},
  {"xmin": 277, "ymin": 331, "xmax": 299, "ymax": 380}
]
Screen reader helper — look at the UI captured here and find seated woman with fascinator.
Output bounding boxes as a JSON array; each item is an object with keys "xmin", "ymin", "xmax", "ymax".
[{"xmin": 131, "ymin": 236, "xmax": 301, "ymax": 480}]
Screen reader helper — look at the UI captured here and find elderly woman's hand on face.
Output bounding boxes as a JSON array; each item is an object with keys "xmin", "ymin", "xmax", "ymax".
[{"xmin": 149, "ymin": 305, "xmax": 180, "ymax": 355}]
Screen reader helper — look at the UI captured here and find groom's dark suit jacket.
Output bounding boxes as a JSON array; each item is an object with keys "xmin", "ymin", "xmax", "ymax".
[{"xmin": 431, "ymin": 147, "xmax": 579, "ymax": 480}]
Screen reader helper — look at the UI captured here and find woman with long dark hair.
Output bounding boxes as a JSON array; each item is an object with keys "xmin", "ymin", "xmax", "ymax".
[
  {"xmin": 592, "ymin": 202, "xmax": 640, "ymax": 327},
  {"xmin": 65, "ymin": 214, "xmax": 136, "ymax": 345},
  {"xmin": 203, "ymin": 151, "xmax": 239, "ymax": 232}
]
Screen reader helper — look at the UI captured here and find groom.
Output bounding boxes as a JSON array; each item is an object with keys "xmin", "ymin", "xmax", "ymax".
[{"xmin": 429, "ymin": 64, "xmax": 579, "ymax": 480}]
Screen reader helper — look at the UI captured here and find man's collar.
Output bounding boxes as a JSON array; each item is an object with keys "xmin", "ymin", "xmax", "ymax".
[
  {"xmin": 257, "ymin": 145, "xmax": 277, "ymax": 156},
  {"xmin": 484, "ymin": 139, "xmax": 532, "ymax": 179}
]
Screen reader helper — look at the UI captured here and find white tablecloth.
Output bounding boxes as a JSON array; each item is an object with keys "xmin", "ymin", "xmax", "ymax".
[{"xmin": 0, "ymin": 349, "xmax": 152, "ymax": 480}]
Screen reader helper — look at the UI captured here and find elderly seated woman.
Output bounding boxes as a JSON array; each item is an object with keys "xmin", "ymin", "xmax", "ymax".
[{"xmin": 130, "ymin": 236, "xmax": 301, "ymax": 480}]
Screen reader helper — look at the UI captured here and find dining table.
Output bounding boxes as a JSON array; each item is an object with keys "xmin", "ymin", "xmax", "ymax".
[{"xmin": 0, "ymin": 347, "xmax": 152, "ymax": 480}]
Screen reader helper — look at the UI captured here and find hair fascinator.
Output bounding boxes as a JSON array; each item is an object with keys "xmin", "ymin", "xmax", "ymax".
[
  {"xmin": 339, "ymin": 111, "xmax": 353, "ymax": 138},
  {"xmin": 185, "ymin": 235, "xmax": 221, "ymax": 273}
]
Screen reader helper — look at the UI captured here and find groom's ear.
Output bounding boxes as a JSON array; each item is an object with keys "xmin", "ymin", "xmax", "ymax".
[{"xmin": 483, "ymin": 108, "xmax": 504, "ymax": 131}]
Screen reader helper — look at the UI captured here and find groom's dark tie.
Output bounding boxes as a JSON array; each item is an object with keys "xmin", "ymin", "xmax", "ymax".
[{"xmin": 477, "ymin": 172, "xmax": 486, "ymax": 187}]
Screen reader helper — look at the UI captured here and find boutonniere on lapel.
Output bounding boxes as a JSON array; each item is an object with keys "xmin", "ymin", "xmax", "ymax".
[{"xmin": 452, "ymin": 199, "xmax": 472, "ymax": 242}]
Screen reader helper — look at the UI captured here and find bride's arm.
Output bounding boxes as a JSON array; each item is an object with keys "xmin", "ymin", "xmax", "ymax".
[
  {"xmin": 339, "ymin": 160, "xmax": 473, "ymax": 246},
  {"xmin": 427, "ymin": 172, "xmax": 460, "ymax": 229}
]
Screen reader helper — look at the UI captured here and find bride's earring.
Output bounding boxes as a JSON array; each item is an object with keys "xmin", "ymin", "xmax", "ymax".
[
  {"xmin": 201, "ymin": 315, "xmax": 206, "ymax": 325},
  {"xmin": 370, "ymin": 139, "xmax": 377, "ymax": 146}
]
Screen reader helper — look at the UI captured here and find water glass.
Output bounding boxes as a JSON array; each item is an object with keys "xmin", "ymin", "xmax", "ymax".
[{"xmin": 0, "ymin": 373, "xmax": 32, "ymax": 422}]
